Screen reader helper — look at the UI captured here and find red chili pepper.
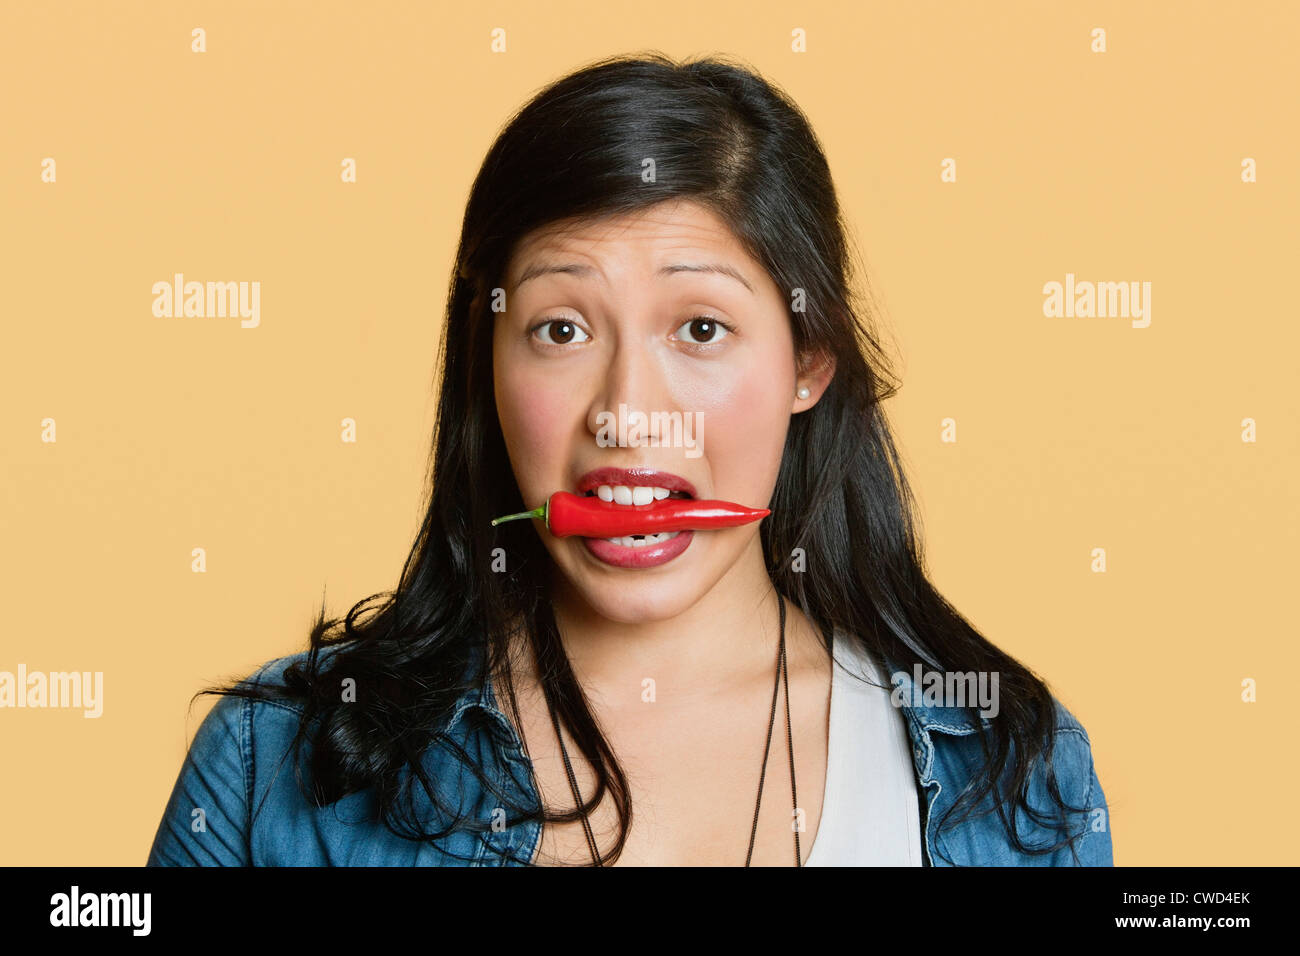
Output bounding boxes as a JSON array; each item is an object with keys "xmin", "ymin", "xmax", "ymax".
[{"xmin": 490, "ymin": 491, "xmax": 770, "ymax": 538}]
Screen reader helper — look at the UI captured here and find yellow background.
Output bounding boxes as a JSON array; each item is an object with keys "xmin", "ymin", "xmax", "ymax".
[{"xmin": 2, "ymin": 0, "xmax": 1296, "ymax": 865}]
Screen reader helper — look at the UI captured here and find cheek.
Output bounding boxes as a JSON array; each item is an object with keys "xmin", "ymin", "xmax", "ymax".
[
  {"xmin": 684, "ymin": 360, "xmax": 792, "ymax": 500},
  {"xmin": 496, "ymin": 368, "xmax": 571, "ymax": 476}
]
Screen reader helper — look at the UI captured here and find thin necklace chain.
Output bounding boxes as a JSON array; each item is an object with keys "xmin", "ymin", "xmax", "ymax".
[
  {"xmin": 745, "ymin": 592, "xmax": 799, "ymax": 866},
  {"xmin": 543, "ymin": 593, "xmax": 798, "ymax": 867},
  {"xmin": 550, "ymin": 686, "xmax": 603, "ymax": 864}
]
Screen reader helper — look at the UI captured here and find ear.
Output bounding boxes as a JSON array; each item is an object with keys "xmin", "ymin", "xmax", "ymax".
[{"xmin": 793, "ymin": 349, "xmax": 836, "ymax": 413}]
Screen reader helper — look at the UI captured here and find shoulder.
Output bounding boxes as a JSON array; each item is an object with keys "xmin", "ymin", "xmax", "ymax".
[
  {"xmin": 172, "ymin": 644, "xmax": 346, "ymax": 758},
  {"xmin": 237, "ymin": 642, "xmax": 357, "ymax": 715},
  {"xmin": 1036, "ymin": 697, "xmax": 1112, "ymax": 864},
  {"xmin": 169, "ymin": 644, "xmax": 354, "ymax": 805},
  {"xmin": 146, "ymin": 644, "xmax": 351, "ymax": 866},
  {"xmin": 1041, "ymin": 695, "xmax": 1093, "ymax": 779},
  {"xmin": 1012, "ymin": 696, "xmax": 1113, "ymax": 865},
  {"xmin": 171, "ymin": 647, "xmax": 326, "ymax": 770},
  {"xmin": 247, "ymin": 642, "xmax": 348, "ymax": 685},
  {"xmin": 211, "ymin": 644, "xmax": 364, "ymax": 771},
  {"xmin": 926, "ymin": 693, "xmax": 1112, "ymax": 866},
  {"xmin": 918, "ymin": 688, "xmax": 1102, "ymax": 796},
  {"xmin": 1041, "ymin": 698, "xmax": 1104, "ymax": 810}
]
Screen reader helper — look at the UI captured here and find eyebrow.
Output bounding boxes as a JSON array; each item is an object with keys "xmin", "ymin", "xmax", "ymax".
[{"xmin": 512, "ymin": 261, "xmax": 754, "ymax": 294}]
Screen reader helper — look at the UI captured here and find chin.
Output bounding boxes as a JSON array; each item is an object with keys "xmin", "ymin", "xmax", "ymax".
[
  {"xmin": 581, "ymin": 585, "xmax": 700, "ymax": 624},
  {"xmin": 559, "ymin": 550, "xmax": 711, "ymax": 622},
  {"xmin": 546, "ymin": 536, "xmax": 734, "ymax": 623}
]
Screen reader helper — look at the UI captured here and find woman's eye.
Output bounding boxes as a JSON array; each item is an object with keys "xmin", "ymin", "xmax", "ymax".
[
  {"xmin": 532, "ymin": 318, "xmax": 590, "ymax": 346},
  {"xmin": 675, "ymin": 316, "xmax": 732, "ymax": 346}
]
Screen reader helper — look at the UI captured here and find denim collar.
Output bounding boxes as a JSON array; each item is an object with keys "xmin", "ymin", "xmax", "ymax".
[{"xmin": 879, "ymin": 652, "xmax": 985, "ymax": 737}]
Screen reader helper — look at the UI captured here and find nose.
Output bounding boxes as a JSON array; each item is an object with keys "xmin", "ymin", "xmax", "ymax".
[{"xmin": 586, "ymin": 330, "xmax": 676, "ymax": 448}]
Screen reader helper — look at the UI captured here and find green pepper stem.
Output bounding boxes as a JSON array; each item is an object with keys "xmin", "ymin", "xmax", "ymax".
[{"xmin": 490, "ymin": 504, "xmax": 546, "ymax": 527}]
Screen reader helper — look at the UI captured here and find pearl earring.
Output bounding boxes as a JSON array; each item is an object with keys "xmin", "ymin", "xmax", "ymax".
[{"xmin": 796, "ymin": 386, "xmax": 811, "ymax": 399}]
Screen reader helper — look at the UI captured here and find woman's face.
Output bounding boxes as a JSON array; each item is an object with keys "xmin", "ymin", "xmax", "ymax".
[{"xmin": 493, "ymin": 198, "xmax": 826, "ymax": 623}]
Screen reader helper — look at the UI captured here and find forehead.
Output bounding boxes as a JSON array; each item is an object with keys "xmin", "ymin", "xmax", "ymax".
[{"xmin": 505, "ymin": 200, "xmax": 751, "ymax": 286}]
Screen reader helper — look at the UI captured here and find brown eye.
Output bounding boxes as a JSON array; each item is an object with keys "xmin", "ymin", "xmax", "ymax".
[
  {"xmin": 676, "ymin": 316, "xmax": 732, "ymax": 345},
  {"xmin": 533, "ymin": 319, "xmax": 590, "ymax": 346}
]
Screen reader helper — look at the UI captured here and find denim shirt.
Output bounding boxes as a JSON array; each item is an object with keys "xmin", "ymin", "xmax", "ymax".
[{"xmin": 147, "ymin": 642, "xmax": 1113, "ymax": 866}]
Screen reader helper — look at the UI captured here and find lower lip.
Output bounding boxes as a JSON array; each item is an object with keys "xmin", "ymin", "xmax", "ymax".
[{"xmin": 581, "ymin": 530, "xmax": 695, "ymax": 569}]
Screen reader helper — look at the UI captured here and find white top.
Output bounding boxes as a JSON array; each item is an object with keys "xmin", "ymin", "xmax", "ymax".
[{"xmin": 803, "ymin": 627, "xmax": 924, "ymax": 866}]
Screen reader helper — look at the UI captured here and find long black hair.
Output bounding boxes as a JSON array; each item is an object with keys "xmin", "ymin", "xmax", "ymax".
[{"xmin": 201, "ymin": 51, "xmax": 1091, "ymax": 865}]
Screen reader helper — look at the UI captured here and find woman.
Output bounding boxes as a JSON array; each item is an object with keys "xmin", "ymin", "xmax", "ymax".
[{"xmin": 147, "ymin": 53, "xmax": 1111, "ymax": 867}]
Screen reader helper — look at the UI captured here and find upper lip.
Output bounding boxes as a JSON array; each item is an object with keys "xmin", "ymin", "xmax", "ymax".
[{"xmin": 575, "ymin": 467, "xmax": 697, "ymax": 499}]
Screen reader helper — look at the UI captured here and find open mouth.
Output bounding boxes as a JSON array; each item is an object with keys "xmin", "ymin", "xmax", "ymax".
[
  {"xmin": 581, "ymin": 485, "xmax": 693, "ymax": 503},
  {"xmin": 581, "ymin": 485, "xmax": 692, "ymax": 547}
]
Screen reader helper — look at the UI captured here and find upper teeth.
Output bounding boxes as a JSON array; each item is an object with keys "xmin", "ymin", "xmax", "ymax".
[{"xmin": 595, "ymin": 484, "xmax": 675, "ymax": 505}]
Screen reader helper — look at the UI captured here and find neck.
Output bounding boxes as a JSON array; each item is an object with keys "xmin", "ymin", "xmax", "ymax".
[{"xmin": 541, "ymin": 537, "xmax": 813, "ymax": 708}]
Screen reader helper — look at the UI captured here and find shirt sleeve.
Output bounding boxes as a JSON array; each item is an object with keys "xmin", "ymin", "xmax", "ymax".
[{"xmin": 146, "ymin": 693, "xmax": 252, "ymax": 866}]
